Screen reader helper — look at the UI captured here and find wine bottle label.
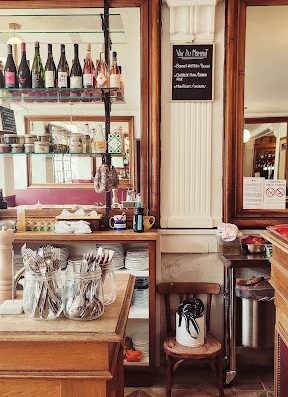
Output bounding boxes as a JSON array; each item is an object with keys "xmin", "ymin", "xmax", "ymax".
[
  {"xmin": 96, "ymin": 73, "xmax": 107, "ymax": 86},
  {"xmin": 58, "ymin": 71, "xmax": 68, "ymax": 88},
  {"xmin": 83, "ymin": 73, "xmax": 93, "ymax": 88},
  {"xmin": 45, "ymin": 70, "xmax": 54, "ymax": 88},
  {"xmin": 18, "ymin": 76, "xmax": 27, "ymax": 88},
  {"xmin": 70, "ymin": 76, "xmax": 82, "ymax": 89},
  {"xmin": 32, "ymin": 72, "xmax": 43, "ymax": 88},
  {"xmin": 5, "ymin": 71, "xmax": 15, "ymax": 87},
  {"xmin": 110, "ymin": 74, "xmax": 120, "ymax": 88}
]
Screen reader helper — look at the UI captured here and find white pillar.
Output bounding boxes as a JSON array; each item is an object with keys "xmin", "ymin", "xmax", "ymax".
[{"xmin": 161, "ymin": 0, "xmax": 224, "ymax": 228}]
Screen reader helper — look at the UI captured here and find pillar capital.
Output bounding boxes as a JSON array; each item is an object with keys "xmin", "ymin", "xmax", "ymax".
[{"xmin": 164, "ymin": 0, "xmax": 220, "ymax": 43}]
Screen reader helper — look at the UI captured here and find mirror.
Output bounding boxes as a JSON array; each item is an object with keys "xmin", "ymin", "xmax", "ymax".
[
  {"xmin": 0, "ymin": 6, "xmax": 145, "ymax": 209},
  {"xmin": 24, "ymin": 116, "xmax": 135, "ymax": 189},
  {"xmin": 225, "ymin": 0, "xmax": 288, "ymax": 226},
  {"xmin": 243, "ymin": 120, "xmax": 287, "ymax": 181}
]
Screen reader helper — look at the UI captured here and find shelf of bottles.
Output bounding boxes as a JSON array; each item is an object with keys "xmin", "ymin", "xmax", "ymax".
[{"xmin": 0, "ymin": 39, "xmax": 125, "ymax": 104}]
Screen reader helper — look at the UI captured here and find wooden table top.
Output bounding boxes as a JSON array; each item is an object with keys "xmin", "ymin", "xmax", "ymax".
[
  {"xmin": 13, "ymin": 230, "xmax": 159, "ymax": 243},
  {"xmin": 0, "ymin": 274, "xmax": 135, "ymax": 343}
]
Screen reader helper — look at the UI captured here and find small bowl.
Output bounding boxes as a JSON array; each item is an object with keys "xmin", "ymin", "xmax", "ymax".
[{"xmin": 242, "ymin": 243, "xmax": 265, "ymax": 254}]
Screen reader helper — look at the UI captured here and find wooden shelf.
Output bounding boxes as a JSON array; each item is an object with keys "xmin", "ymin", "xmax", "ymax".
[{"xmin": 13, "ymin": 230, "xmax": 159, "ymax": 243}]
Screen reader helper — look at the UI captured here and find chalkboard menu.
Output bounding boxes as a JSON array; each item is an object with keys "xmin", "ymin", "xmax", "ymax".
[
  {"xmin": 171, "ymin": 44, "xmax": 214, "ymax": 101},
  {"xmin": 0, "ymin": 106, "xmax": 16, "ymax": 134}
]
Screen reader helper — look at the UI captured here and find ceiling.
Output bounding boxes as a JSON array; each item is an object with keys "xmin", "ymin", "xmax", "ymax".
[{"xmin": 245, "ymin": 6, "xmax": 288, "ymax": 115}]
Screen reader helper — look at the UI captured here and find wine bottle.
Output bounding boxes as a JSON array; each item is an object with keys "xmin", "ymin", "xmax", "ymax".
[
  {"xmin": 31, "ymin": 41, "xmax": 45, "ymax": 89},
  {"xmin": 83, "ymin": 43, "xmax": 95, "ymax": 89},
  {"xmin": 119, "ymin": 65, "xmax": 124, "ymax": 99},
  {"xmin": 0, "ymin": 61, "xmax": 4, "ymax": 89},
  {"xmin": 110, "ymin": 51, "xmax": 120, "ymax": 89},
  {"xmin": 57, "ymin": 44, "xmax": 69, "ymax": 89},
  {"xmin": 96, "ymin": 44, "xmax": 108, "ymax": 89},
  {"xmin": 4, "ymin": 44, "xmax": 17, "ymax": 88},
  {"xmin": 18, "ymin": 42, "xmax": 31, "ymax": 89},
  {"xmin": 70, "ymin": 44, "xmax": 82, "ymax": 90},
  {"xmin": 45, "ymin": 44, "xmax": 56, "ymax": 88}
]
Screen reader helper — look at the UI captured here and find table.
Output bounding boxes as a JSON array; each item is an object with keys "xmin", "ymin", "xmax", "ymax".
[
  {"xmin": 0, "ymin": 273, "xmax": 135, "ymax": 397},
  {"xmin": 219, "ymin": 253, "xmax": 270, "ymax": 385}
]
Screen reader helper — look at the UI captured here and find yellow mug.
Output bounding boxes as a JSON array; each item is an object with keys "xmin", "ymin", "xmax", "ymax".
[{"xmin": 143, "ymin": 215, "xmax": 155, "ymax": 231}]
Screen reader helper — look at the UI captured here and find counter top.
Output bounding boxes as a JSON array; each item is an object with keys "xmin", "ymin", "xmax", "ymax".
[
  {"xmin": 13, "ymin": 230, "xmax": 159, "ymax": 242},
  {"xmin": 0, "ymin": 274, "xmax": 135, "ymax": 343},
  {"xmin": 219, "ymin": 253, "xmax": 270, "ymax": 268}
]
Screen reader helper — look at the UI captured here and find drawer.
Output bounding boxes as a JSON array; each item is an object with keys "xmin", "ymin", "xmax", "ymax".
[
  {"xmin": 272, "ymin": 246, "xmax": 288, "ymax": 271},
  {"xmin": 271, "ymin": 258, "xmax": 288, "ymax": 300},
  {"xmin": 0, "ymin": 341, "xmax": 109, "ymax": 372},
  {"xmin": 0, "ymin": 379, "xmax": 60, "ymax": 397}
]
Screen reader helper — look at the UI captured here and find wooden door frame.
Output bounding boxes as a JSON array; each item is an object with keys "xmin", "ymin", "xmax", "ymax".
[
  {"xmin": 0, "ymin": 0, "xmax": 161, "ymax": 226},
  {"xmin": 224, "ymin": 0, "xmax": 288, "ymax": 228}
]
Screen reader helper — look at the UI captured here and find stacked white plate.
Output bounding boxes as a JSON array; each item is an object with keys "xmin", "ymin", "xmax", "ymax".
[
  {"xmin": 132, "ymin": 333, "xmax": 149, "ymax": 356},
  {"xmin": 132, "ymin": 288, "xmax": 149, "ymax": 309},
  {"xmin": 97, "ymin": 244, "xmax": 125, "ymax": 270},
  {"xmin": 125, "ymin": 249, "xmax": 149, "ymax": 271}
]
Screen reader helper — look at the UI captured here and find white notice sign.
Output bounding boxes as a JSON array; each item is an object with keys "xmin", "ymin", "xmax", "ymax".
[
  {"xmin": 263, "ymin": 180, "xmax": 286, "ymax": 209},
  {"xmin": 243, "ymin": 177, "xmax": 265, "ymax": 209}
]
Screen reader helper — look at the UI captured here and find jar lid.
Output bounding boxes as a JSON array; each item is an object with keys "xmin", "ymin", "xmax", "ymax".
[
  {"xmin": 0, "ymin": 143, "xmax": 9, "ymax": 147},
  {"xmin": 11, "ymin": 143, "xmax": 23, "ymax": 147},
  {"xmin": 24, "ymin": 143, "xmax": 34, "ymax": 146},
  {"xmin": 34, "ymin": 142, "xmax": 50, "ymax": 146},
  {"xmin": 3, "ymin": 134, "xmax": 16, "ymax": 137},
  {"xmin": 25, "ymin": 134, "xmax": 36, "ymax": 137},
  {"xmin": 37, "ymin": 134, "xmax": 50, "ymax": 137}
]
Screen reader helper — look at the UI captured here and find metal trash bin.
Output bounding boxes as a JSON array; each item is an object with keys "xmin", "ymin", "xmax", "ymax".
[{"xmin": 236, "ymin": 281, "xmax": 274, "ymax": 348}]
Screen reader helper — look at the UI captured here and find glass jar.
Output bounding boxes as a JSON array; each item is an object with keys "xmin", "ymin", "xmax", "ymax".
[
  {"xmin": 91, "ymin": 124, "xmax": 106, "ymax": 153},
  {"xmin": 102, "ymin": 261, "xmax": 117, "ymax": 305},
  {"xmin": 69, "ymin": 133, "xmax": 83, "ymax": 154},
  {"xmin": 23, "ymin": 269, "xmax": 63, "ymax": 320},
  {"xmin": 64, "ymin": 265, "xmax": 104, "ymax": 320}
]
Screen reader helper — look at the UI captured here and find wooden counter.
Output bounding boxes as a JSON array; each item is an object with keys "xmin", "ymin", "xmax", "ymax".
[
  {"xmin": 13, "ymin": 230, "xmax": 159, "ymax": 243},
  {"xmin": 0, "ymin": 273, "xmax": 135, "ymax": 397},
  {"xmin": 262, "ymin": 231, "xmax": 288, "ymax": 397}
]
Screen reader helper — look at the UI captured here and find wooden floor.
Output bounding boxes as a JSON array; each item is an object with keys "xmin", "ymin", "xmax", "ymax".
[{"xmin": 125, "ymin": 360, "xmax": 273, "ymax": 397}]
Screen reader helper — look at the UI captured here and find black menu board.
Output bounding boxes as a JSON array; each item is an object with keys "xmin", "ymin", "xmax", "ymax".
[
  {"xmin": 0, "ymin": 106, "xmax": 16, "ymax": 133},
  {"xmin": 172, "ymin": 44, "xmax": 214, "ymax": 101}
]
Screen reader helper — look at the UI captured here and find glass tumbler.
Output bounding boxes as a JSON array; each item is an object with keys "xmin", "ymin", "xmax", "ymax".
[
  {"xmin": 23, "ymin": 269, "xmax": 63, "ymax": 320},
  {"xmin": 64, "ymin": 265, "xmax": 104, "ymax": 320},
  {"xmin": 102, "ymin": 261, "xmax": 117, "ymax": 305}
]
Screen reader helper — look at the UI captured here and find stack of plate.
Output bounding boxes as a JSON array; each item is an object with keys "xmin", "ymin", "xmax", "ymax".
[
  {"xmin": 132, "ymin": 288, "xmax": 149, "ymax": 309},
  {"xmin": 132, "ymin": 333, "xmax": 149, "ymax": 357},
  {"xmin": 97, "ymin": 244, "xmax": 124, "ymax": 270},
  {"xmin": 125, "ymin": 249, "xmax": 149, "ymax": 271}
]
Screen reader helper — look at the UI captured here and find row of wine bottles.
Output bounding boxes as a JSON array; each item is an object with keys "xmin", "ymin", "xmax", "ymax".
[{"xmin": 0, "ymin": 42, "xmax": 124, "ymax": 92}]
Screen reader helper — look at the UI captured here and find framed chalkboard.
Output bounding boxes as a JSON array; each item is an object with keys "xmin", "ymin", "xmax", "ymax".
[
  {"xmin": 0, "ymin": 106, "xmax": 16, "ymax": 134},
  {"xmin": 171, "ymin": 44, "xmax": 214, "ymax": 102}
]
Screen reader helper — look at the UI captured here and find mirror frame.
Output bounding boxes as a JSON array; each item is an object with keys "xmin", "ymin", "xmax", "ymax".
[
  {"xmin": 224, "ymin": 0, "xmax": 288, "ymax": 228},
  {"xmin": 24, "ymin": 115, "xmax": 136, "ymax": 190},
  {"xmin": 0, "ymin": 0, "xmax": 160, "ymax": 226}
]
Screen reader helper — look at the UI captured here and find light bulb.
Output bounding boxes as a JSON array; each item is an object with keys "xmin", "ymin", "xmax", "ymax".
[
  {"xmin": 7, "ymin": 36, "xmax": 22, "ymax": 45},
  {"xmin": 243, "ymin": 128, "xmax": 251, "ymax": 143}
]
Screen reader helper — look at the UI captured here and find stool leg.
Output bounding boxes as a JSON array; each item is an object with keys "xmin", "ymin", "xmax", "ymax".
[
  {"xmin": 216, "ymin": 355, "xmax": 224, "ymax": 397},
  {"xmin": 166, "ymin": 354, "xmax": 172, "ymax": 397}
]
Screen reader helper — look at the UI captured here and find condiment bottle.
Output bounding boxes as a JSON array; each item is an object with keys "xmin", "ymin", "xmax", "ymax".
[
  {"xmin": 17, "ymin": 206, "xmax": 26, "ymax": 232},
  {"xmin": 133, "ymin": 194, "xmax": 144, "ymax": 233}
]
